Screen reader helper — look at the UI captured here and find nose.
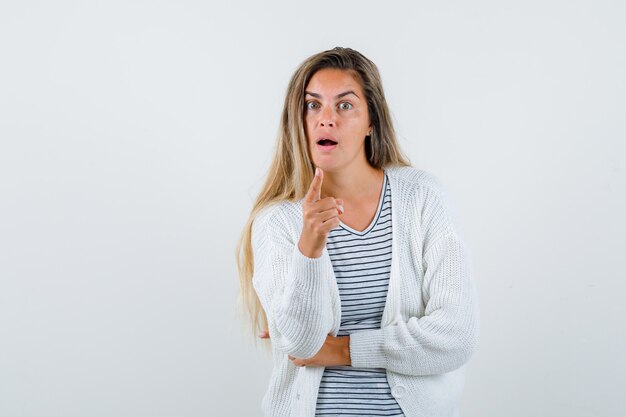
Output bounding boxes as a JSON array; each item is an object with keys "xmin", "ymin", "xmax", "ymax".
[{"xmin": 319, "ymin": 106, "xmax": 335, "ymax": 127}]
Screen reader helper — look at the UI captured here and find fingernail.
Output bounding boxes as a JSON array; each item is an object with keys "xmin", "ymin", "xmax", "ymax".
[
  {"xmin": 315, "ymin": 167, "xmax": 320, "ymax": 177},
  {"xmin": 338, "ymin": 204, "xmax": 344, "ymax": 213}
]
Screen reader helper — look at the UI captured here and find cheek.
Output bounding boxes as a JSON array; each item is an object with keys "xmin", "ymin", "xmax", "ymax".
[
  {"xmin": 304, "ymin": 114, "xmax": 313, "ymax": 132},
  {"xmin": 345, "ymin": 110, "xmax": 368, "ymax": 127},
  {"xmin": 305, "ymin": 117, "xmax": 320, "ymax": 145}
]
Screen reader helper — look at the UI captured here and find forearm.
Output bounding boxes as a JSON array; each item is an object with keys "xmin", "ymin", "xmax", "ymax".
[
  {"xmin": 349, "ymin": 232, "xmax": 480, "ymax": 375},
  {"xmin": 349, "ymin": 311, "xmax": 479, "ymax": 375},
  {"xmin": 288, "ymin": 335, "xmax": 351, "ymax": 366},
  {"xmin": 256, "ymin": 245, "xmax": 336, "ymax": 359}
]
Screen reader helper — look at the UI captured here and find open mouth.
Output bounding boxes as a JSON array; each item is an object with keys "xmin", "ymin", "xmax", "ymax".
[{"xmin": 317, "ymin": 139, "xmax": 338, "ymax": 146}]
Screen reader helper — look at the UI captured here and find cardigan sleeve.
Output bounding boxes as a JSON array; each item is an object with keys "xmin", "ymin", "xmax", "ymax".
[
  {"xmin": 251, "ymin": 206, "xmax": 337, "ymax": 359},
  {"xmin": 349, "ymin": 181, "xmax": 480, "ymax": 376}
]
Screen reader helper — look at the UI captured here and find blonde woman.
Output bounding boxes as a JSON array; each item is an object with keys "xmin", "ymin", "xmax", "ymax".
[{"xmin": 236, "ymin": 47, "xmax": 480, "ymax": 417}]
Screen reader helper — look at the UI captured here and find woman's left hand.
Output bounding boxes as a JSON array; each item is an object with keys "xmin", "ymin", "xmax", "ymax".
[{"xmin": 258, "ymin": 330, "xmax": 351, "ymax": 367}]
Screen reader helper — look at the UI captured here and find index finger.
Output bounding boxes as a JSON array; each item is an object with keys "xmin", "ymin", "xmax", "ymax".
[{"xmin": 304, "ymin": 167, "xmax": 323, "ymax": 203}]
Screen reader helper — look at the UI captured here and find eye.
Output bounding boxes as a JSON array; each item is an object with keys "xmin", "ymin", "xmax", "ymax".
[
  {"xmin": 305, "ymin": 101, "xmax": 319, "ymax": 110},
  {"xmin": 338, "ymin": 102, "xmax": 353, "ymax": 110}
]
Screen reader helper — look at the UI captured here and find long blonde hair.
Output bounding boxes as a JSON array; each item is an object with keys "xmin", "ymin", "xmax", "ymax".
[{"xmin": 235, "ymin": 47, "xmax": 412, "ymax": 338}]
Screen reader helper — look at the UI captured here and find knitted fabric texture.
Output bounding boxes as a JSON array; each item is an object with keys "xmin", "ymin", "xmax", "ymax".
[{"xmin": 251, "ymin": 166, "xmax": 480, "ymax": 417}]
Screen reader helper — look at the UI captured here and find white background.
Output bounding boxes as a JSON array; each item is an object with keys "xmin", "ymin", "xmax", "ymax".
[{"xmin": 1, "ymin": 1, "xmax": 624, "ymax": 416}]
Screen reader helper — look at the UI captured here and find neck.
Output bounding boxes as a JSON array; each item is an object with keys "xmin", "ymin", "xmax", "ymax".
[{"xmin": 320, "ymin": 162, "xmax": 384, "ymax": 201}]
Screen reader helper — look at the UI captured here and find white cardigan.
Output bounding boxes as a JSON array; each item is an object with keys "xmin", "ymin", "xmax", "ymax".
[{"xmin": 251, "ymin": 166, "xmax": 480, "ymax": 417}]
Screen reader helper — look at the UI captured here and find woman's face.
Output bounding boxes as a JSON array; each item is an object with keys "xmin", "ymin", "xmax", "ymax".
[{"xmin": 304, "ymin": 68, "xmax": 371, "ymax": 173}]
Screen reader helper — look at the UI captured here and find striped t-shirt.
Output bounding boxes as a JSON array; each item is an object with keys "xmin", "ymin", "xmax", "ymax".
[{"xmin": 315, "ymin": 171, "xmax": 405, "ymax": 417}]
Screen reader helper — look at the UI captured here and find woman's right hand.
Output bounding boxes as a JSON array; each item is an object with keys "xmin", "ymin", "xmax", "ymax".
[{"xmin": 298, "ymin": 167, "xmax": 344, "ymax": 258}]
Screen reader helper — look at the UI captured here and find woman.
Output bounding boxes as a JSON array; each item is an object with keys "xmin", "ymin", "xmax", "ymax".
[{"xmin": 236, "ymin": 47, "xmax": 480, "ymax": 417}]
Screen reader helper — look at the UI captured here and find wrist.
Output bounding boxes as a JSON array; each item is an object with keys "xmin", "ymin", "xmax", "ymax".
[{"xmin": 298, "ymin": 238, "xmax": 323, "ymax": 259}]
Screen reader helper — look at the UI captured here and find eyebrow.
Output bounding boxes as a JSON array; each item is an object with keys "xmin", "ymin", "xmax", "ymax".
[{"xmin": 305, "ymin": 90, "xmax": 360, "ymax": 100}]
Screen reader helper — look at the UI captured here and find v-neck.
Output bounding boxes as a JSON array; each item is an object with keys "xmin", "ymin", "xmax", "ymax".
[{"xmin": 339, "ymin": 171, "xmax": 387, "ymax": 236}]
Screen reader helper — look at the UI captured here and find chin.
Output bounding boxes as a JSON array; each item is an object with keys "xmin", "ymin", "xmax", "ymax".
[{"xmin": 312, "ymin": 161, "xmax": 337, "ymax": 172}]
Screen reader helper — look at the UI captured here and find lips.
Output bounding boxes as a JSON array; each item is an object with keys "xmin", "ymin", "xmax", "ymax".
[{"xmin": 317, "ymin": 138, "xmax": 338, "ymax": 146}]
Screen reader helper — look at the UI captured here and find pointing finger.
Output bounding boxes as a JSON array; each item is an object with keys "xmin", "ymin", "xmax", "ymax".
[{"xmin": 304, "ymin": 167, "xmax": 324, "ymax": 203}]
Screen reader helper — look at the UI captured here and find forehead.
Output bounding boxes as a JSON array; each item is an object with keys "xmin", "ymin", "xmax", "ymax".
[{"xmin": 305, "ymin": 68, "xmax": 364, "ymax": 94}]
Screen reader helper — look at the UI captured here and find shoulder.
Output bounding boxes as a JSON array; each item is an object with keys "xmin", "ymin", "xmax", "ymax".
[
  {"xmin": 252, "ymin": 199, "xmax": 302, "ymax": 235},
  {"xmin": 386, "ymin": 165, "xmax": 461, "ymax": 224},
  {"xmin": 251, "ymin": 200, "xmax": 302, "ymax": 256},
  {"xmin": 387, "ymin": 166, "xmax": 466, "ymax": 239},
  {"xmin": 385, "ymin": 165, "xmax": 447, "ymax": 195}
]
